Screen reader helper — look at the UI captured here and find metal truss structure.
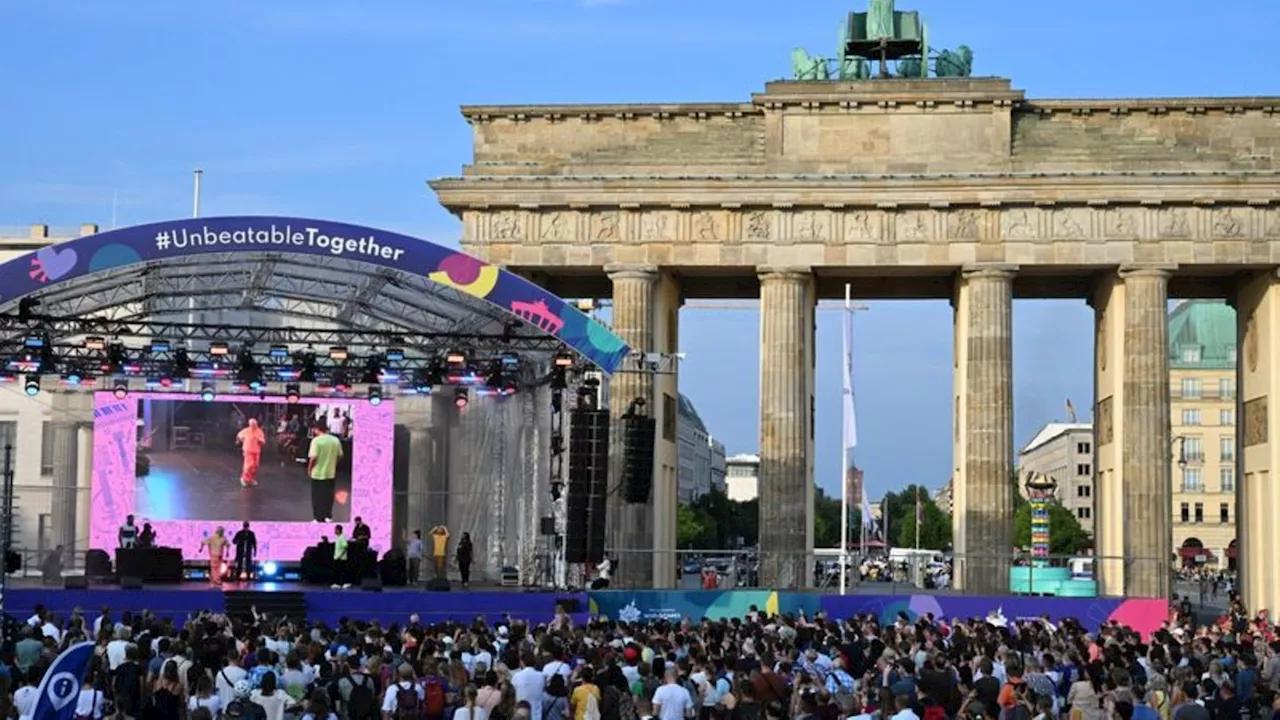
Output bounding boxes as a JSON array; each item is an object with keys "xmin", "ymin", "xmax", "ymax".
[{"xmin": 0, "ymin": 253, "xmax": 574, "ymax": 367}]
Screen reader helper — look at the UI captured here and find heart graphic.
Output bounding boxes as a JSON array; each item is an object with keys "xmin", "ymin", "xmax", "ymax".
[
  {"xmin": 31, "ymin": 246, "xmax": 78, "ymax": 282},
  {"xmin": 46, "ymin": 672, "xmax": 79, "ymax": 710}
]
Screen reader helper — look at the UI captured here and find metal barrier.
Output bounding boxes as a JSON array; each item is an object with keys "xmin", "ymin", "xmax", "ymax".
[{"xmin": 598, "ymin": 548, "xmax": 1175, "ymax": 598}]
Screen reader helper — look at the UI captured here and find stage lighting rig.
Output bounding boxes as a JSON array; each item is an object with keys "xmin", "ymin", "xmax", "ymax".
[
  {"xmin": 445, "ymin": 350, "xmax": 466, "ymax": 367},
  {"xmin": 62, "ymin": 366, "xmax": 84, "ymax": 386},
  {"xmin": 332, "ymin": 370, "xmax": 350, "ymax": 394},
  {"xmin": 83, "ymin": 336, "xmax": 106, "ymax": 351},
  {"xmin": 149, "ymin": 338, "xmax": 171, "ymax": 353},
  {"xmin": 285, "ymin": 383, "xmax": 301, "ymax": 404},
  {"xmin": 200, "ymin": 381, "xmax": 216, "ymax": 402},
  {"xmin": 209, "ymin": 342, "xmax": 230, "ymax": 356},
  {"xmin": 268, "ymin": 344, "xmax": 289, "ymax": 359},
  {"xmin": 329, "ymin": 346, "xmax": 348, "ymax": 361},
  {"xmin": 454, "ymin": 387, "xmax": 469, "ymax": 409},
  {"xmin": 17, "ymin": 297, "xmax": 40, "ymax": 322},
  {"xmin": 361, "ymin": 356, "xmax": 383, "ymax": 385},
  {"xmin": 105, "ymin": 343, "xmax": 127, "ymax": 373},
  {"xmin": 235, "ymin": 346, "xmax": 263, "ymax": 390},
  {"xmin": 23, "ymin": 376, "xmax": 39, "ymax": 397},
  {"xmin": 112, "ymin": 380, "xmax": 129, "ymax": 400},
  {"xmin": 368, "ymin": 386, "xmax": 383, "ymax": 406},
  {"xmin": 292, "ymin": 349, "xmax": 317, "ymax": 382}
]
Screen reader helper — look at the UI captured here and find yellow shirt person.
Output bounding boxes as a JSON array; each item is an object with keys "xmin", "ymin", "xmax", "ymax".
[{"xmin": 430, "ymin": 525, "xmax": 450, "ymax": 580}]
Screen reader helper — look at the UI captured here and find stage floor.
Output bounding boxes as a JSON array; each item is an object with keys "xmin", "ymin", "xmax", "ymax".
[{"xmin": 139, "ymin": 448, "xmax": 353, "ymax": 523}]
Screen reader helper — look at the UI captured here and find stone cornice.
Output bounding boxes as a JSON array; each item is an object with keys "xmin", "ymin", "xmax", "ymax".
[
  {"xmin": 1018, "ymin": 98, "xmax": 1280, "ymax": 116},
  {"xmin": 431, "ymin": 171, "xmax": 1280, "ymax": 211},
  {"xmin": 460, "ymin": 103, "xmax": 755, "ymax": 123}
]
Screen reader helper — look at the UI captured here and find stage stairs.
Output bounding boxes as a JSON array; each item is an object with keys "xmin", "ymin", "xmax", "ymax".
[{"xmin": 224, "ymin": 590, "xmax": 307, "ymax": 623}]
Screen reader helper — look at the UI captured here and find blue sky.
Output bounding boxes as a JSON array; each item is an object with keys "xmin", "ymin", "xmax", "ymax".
[{"xmin": 4, "ymin": 0, "xmax": 1277, "ymax": 500}]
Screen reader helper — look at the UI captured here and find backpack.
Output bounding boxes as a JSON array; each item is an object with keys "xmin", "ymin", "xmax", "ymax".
[
  {"xmin": 423, "ymin": 676, "xmax": 447, "ymax": 718},
  {"xmin": 225, "ymin": 698, "xmax": 266, "ymax": 720},
  {"xmin": 348, "ymin": 674, "xmax": 379, "ymax": 720},
  {"xmin": 113, "ymin": 664, "xmax": 141, "ymax": 716},
  {"xmin": 395, "ymin": 682, "xmax": 421, "ymax": 720}
]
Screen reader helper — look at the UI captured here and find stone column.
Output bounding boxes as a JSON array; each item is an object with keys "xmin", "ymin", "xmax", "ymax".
[
  {"xmin": 1092, "ymin": 265, "xmax": 1174, "ymax": 599},
  {"xmin": 953, "ymin": 264, "xmax": 1016, "ymax": 594},
  {"xmin": 758, "ymin": 266, "xmax": 815, "ymax": 588},
  {"xmin": 1233, "ymin": 270, "xmax": 1280, "ymax": 613},
  {"xmin": 49, "ymin": 421, "xmax": 80, "ymax": 556},
  {"xmin": 1119, "ymin": 266, "xmax": 1173, "ymax": 599},
  {"xmin": 605, "ymin": 264, "xmax": 657, "ymax": 588}
]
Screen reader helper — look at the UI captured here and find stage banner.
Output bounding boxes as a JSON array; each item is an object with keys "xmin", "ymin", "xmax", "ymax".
[
  {"xmin": 589, "ymin": 590, "xmax": 820, "ymax": 623},
  {"xmin": 818, "ymin": 594, "xmax": 1168, "ymax": 640},
  {"xmin": 32, "ymin": 641, "xmax": 95, "ymax": 720},
  {"xmin": 0, "ymin": 217, "xmax": 630, "ymax": 372}
]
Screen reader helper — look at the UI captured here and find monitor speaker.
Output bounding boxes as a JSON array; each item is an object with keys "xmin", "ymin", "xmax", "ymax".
[
  {"xmin": 622, "ymin": 415, "xmax": 656, "ymax": 504},
  {"xmin": 64, "ymin": 576, "xmax": 89, "ymax": 590},
  {"xmin": 361, "ymin": 576, "xmax": 383, "ymax": 592},
  {"xmin": 121, "ymin": 576, "xmax": 143, "ymax": 590},
  {"xmin": 566, "ymin": 408, "xmax": 609, "ymax": 564},
  {"xmin": 426, "ymin": 577, "xmax": 451, "ymax": 592}
]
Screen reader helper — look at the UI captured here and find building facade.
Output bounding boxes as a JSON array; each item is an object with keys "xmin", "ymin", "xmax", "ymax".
[
  {"xmin": 1018, "ymin": 423, "xmax": 1096, "ymax": 535},
  {"xmin": 725, "ymin": 453, "xmax": 759, "ymax": 503},
  {"xmin": 676, "ymin": 393, "xmax": 726, "ymax": 504},
  {"xmin": 1169, "ymin": 300, "xmax": 1238, "ymax": 568}
]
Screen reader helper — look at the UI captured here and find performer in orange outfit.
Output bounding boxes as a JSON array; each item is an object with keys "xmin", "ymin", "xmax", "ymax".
[{"xmin": 236, "ymin": 418, "xmax": 266, "ymax": 487}]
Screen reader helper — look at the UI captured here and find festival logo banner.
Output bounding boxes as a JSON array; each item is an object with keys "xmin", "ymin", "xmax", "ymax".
[{"xmin": 32, "ymin": 641, "xmax": 95, "ymax": 720}]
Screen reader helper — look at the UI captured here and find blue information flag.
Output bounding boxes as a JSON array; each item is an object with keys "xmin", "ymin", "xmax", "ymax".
[{"xmin": 32, "ymin": 641, "xmax": 95, "ymax": 720}]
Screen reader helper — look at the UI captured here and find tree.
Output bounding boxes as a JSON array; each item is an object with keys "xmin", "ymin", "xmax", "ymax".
[
  {"xmin": 1013, "ymin": 493, "xmax": 1090, "ymax": 555},
  {"xmin": 690, "ymin": 491, "xmax": 758, "ymax": 549},
  {"xmin": 881, "ymin": 484, "xmax": 951, "ymax": 551},
  {"xmin": 677, "ymin": 503, "xmax": 718, "ymax": 549},
  {"xmin": 813, "ymin": 486, "xmax": 844, "ymax": 548}
]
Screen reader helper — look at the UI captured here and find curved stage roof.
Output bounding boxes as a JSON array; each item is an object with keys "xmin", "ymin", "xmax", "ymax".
[{"xmin": 0, "ymin": 217, "xmax": 629, "ymax": 372}]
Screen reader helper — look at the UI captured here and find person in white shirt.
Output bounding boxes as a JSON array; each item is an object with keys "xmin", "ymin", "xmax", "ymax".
[
  {"xmin": 652, "ymin": 668, "xmax": 693, "ymax": 720},
  {"xmin": 106, "ymin": 629, "xmax": 132, "ymax": 670},
  {"xmin": 453, "ymin": 685, "xmax": 491, "ymax": 720},
  {"xmin": 75, "ymin": 670, "xmax": 108, "ymax": 720},
  {"xmin": 216, "ymin": 654, "xmax": 250, "ymax": 707},
  {"xmin": 40, "ymin": 617, "xmax": 62, "ymax": 644},
  {"xmin": 887, "ymin": 694, "xmax": 920, "ymax": 720},
  {"xmin": 189, "ymin": 674, "xmax": 224, "ymax": 718},
  {"xmin": 511, "ymin": 653, "xmax": 547, "ymax": 720},
  {"xmin": 542, "ymin": 657, "xmax": 572, "ymax": 685},
  {"xmin": 250, "ymin": 672, "xmax": 293, "ymax": 720},
  {"xmin": 382, "ymin": 664, "xmax": 425, "ymax": 717},
  {"xmin": 14, "ymin": 671, "xmax": 39, "ymax": 720}
]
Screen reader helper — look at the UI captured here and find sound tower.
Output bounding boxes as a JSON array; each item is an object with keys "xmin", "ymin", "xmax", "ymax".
[
  {"xmin": 566, "ymin": 408, "xmax": 609, "ymax": 564},
  {"xmin": 622, "ymin": 415, "xmax": 657, "ymax": 504}
]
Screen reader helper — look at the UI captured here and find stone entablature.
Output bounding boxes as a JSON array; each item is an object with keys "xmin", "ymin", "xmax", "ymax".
[
  {"xmin": 451, "ymin": 79, "xmax": 1280, "ymax": 177},
  {"xmin": 449, "ymin": 195, "xmax": 1280, "ymax": 270}
]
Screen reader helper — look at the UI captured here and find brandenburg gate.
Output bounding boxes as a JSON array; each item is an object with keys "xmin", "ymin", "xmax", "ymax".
[{"xmin": 432, "ymin": 74, "xmax": 1280, "ymax": 610}]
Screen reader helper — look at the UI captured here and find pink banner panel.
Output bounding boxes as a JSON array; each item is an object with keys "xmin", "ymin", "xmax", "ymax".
[{"xmin": 90, "ymin": 392, "xmax": 394, "ymax": 561}]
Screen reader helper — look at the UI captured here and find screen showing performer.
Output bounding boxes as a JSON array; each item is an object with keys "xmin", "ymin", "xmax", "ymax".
[
  {"xmin": 135, "ymin": 398, "xmax": 356, "ymax": 523},
  {"xmin": 89, "ymin": 391, "xmax": 394, "ymax": 561}
]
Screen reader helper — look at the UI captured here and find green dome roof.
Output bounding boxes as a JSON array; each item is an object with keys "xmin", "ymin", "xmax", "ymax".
[{"xmin": 1169, "ymin": 300, "xmax": 1236, "ymax": 370}]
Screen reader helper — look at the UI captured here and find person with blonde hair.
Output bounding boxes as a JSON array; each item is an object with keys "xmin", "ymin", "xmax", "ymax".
[
  {"xmin": 236, "ymin": 417, "xmax": 266, "ymax": 487},
  {"xmin": 199, "ymin": 527, "xmax": 228, "ymax": 585}
]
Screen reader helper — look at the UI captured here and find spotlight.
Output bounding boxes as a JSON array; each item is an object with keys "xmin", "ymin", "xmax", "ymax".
[
  {"xmin": 84, "ymin": 336, "xmax": 106, "ymax": 351},
  {"xmin": 23, "ymin": 335, "xmax": 44, "ymax": 349},
  {"xmin": 236, "ymin": 347, "xmax": 262, "ymax": 389},
  {"xmin": 445, "ymin": 351, "xmax": 466, "ymax": 367},
  {"xmin": 23, "ymin": 376, "xmax": 39, "ymax": 397},
  {"xmin": 200, "ymin": 382, "xmax": 216, "ymax": 402},
  {"xmin": 62, "ymin": 367, "xmax": 82, "ymax": 386},
  {"xmin": 553, "ymin": 352, "xmax": 574, "ymax": 368},
  {"xmin": 484, "ymin": 363, "xmax": 505, "ymax": 389},
  {"xmin": 332, "ymin": 371, "xmax": 350, "ymax": 393},
  {"xmin": 285, "ymin": 383, "xmax": 301, "ymax": 404},
  {"xmin": 329, "ymin": 346, "xmax": 348, "ymax": 361},
  {"xmin": 293, "ymin": 349, "xmax": 317, "ymax": 382},
  {"xmin": 112, "ymin": 380, "xmax": 129, "ymax": 400},
  {"xmin": 454, "ymin": 388, "xmax": 469, "ymax": 409},
  {"xmin": 268, "ymin": 345, "xmax": 290, "ymax": 359},
  {"xmin": 385, "ymin": 347, "xmax": 405, "ymax": 362},
  {"xmin": 106, "ymin": 344, "xmax": 127, "ymax": 373},
  {"xmin": 150, "ymin": 338, "xmax": 171, "ymax": 353},
  {"xmin": 209, "ymin": 342, "xmax": 230, "ymax": 356},
  {"xmin": 261, "ymin": 561, "xmax": 279, "ymax": 578},
  {"xmin": 412, "ymin": 369, "xmax": 436, "ymax": 395},
  {"xmin": 368, "ymin": 386, "xmax": 382, "ymax": 406}
]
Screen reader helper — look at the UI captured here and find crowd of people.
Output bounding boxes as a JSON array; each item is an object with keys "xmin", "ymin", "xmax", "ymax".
[{"xmin": 6, "ymin": 591, "xmax": 1279, "ymax": 720}]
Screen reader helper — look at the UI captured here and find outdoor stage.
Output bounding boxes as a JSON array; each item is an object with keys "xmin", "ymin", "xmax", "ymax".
[{"xmin": 7, "ymin": 579, "xmax": 1171, "ymax": 639}]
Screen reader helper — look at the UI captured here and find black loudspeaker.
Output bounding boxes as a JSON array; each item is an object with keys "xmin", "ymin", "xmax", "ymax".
[
  {"xmin": 379, "ymin": 548, "xmax": 406, "ymax": 587},
  {"xmin": 566, "ymin": 409, "xmax": 609, "ymax": 564},
  {"xmin": 64, "ymin": 576, "xmax": 89, "ymax": 589},
  {"xmin": 121, "ymin": 576, "xmax": 143, "ymax": 590},
  {"xmin": 622, "ymin": 416, "xmax": 656, "ymax": 504},
  {"xmin": 540, "ymin": 517, "xmax": 556, "ymax": 536},
  {"xmin": 361, "ymin": 576, "xmax": 383, "ymax": 592},
  {"xmin": 426, "ymin": 577, "xmax": 451, "ymax": 592}
]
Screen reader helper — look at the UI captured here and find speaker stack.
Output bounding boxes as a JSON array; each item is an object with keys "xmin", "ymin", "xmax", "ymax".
[
  {"xmin": 622, "ymin": 415, "xmax": 656, "ymax": 504},
  {"xmin": 565, "ymin": 408, "xmax": 609, "ymax": 564}
]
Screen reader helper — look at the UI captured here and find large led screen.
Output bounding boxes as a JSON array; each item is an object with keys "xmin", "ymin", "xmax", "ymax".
[{"xmin": 90, "ymin": 392, "xmax": 393, "ymax": 561}]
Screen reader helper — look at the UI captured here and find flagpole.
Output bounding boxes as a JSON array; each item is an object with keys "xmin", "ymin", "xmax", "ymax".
[
  {"xmin": 839, "ymin": 283, "xmax": 851, "ymax": 595},
  {"xmin": 915, "ymin": 486, "xmax": 921, "ymax": 550}
]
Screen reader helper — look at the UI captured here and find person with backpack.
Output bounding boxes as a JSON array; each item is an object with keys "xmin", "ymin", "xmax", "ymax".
[
  {"xmin": 345, "ymin": 663, "xmax": 383, "ymax": 720},
  {"xmin": 382, "ymin": 663, "xmax": 424, "ymax": 720},
  {"xmin": 74, "ymin": 666, "xmax": 107, "ymax": 720},
  {"xmin": 113, "ymin": 645, "xmax": 146, "ymax": 720},
  {"xmin": 225, "ymin": 680, "xmax": 268, "ymax": 720},
  {"xmin": 571, "ymin": 666, "xmax": 602, "ymax": 720},
  {"xmin": 421, "ymin": 664, "xmax": 451, "ymax": 720}
]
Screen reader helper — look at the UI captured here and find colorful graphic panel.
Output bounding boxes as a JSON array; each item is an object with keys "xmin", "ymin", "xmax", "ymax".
[
  {"xmin": 91, "ymin": 392, "xmax": 394, "ymax": 561},
  {"xmin": 3, "ymin": 218, "xmax": 629, "ymax": 372}
]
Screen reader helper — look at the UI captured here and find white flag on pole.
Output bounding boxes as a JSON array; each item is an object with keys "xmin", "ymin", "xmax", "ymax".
[
  {"xmin": 842, "ymin": 299, "xmax": 858, "ymax": 451},
  {"xmin": 861, "ymin": 491, "xmax": 876, "ymax": 533}
]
